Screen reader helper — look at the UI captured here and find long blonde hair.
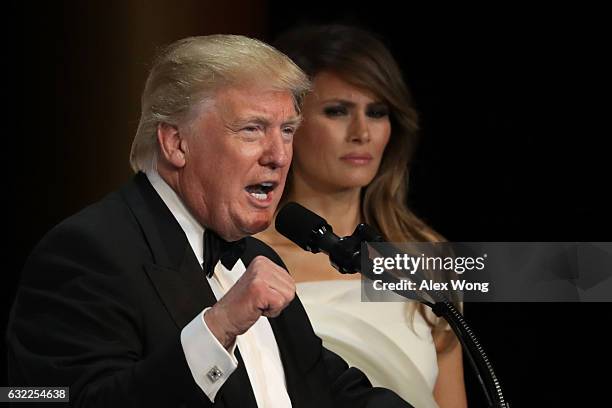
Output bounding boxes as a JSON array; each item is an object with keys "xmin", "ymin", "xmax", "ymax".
[{"xmin": 275, "ymin": 25, "xmax": 460, "ymax": 345}]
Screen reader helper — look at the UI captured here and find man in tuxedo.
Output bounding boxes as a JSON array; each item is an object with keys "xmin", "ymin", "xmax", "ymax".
[{"xmin": 7, "ymin": 35, "xmax": 412, "ymax": 407}]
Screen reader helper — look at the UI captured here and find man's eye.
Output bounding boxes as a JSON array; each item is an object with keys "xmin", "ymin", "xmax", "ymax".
[
  {"xmin": 282, "ymin": 127, "xmax": 296, "ymax": 139},
  {"xmin": 323, "ymin": 106, "xmax": 348, "ymax": 117},
  {"xmin": 241, "ymin": 125, "xmax": 265, "ymax": 135}
]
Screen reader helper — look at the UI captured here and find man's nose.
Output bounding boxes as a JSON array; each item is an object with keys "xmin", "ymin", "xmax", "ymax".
[
  {"xmin": 260, "ymin": 130, "xmax": 290, "ymax": 169},
  {"xmin": 348, "ymin": 112, "xmax": 371, "ymax": 144}
]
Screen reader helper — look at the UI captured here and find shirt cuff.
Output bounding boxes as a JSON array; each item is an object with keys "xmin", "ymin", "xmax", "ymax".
[{"xmin": 180, "ymin": 307, "xmax": 238, "ymax": 402}]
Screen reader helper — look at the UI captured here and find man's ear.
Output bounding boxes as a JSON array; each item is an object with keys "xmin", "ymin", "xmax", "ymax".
[{"xmin": 157, "ymin": 122, "xmax": 186, "ymax": 168}]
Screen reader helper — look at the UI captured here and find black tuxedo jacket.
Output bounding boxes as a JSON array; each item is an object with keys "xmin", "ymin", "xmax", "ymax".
[{"xmin": 7, "ymin": 173, "xmax": 411, "ymax": 407}]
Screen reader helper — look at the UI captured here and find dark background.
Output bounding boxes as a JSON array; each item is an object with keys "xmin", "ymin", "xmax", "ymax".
[{"xmin": 8, "ymin": 1, "xmax": 609, "ymax": 406}]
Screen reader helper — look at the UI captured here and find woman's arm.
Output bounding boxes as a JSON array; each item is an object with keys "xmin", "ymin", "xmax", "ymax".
[{"xmin": 433, "ymin": 331, "xmax": 468, "ymax": 408}]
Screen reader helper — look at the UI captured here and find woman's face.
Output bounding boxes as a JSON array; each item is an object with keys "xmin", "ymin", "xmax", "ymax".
[{"xmin": 292, "ymin": 71, "xmax": 391, "ymax": 193}]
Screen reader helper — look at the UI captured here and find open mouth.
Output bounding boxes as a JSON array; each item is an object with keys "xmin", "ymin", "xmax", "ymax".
[{"xmin": 245, "ymin": 181, "xmax": 277, "ymax": 201}]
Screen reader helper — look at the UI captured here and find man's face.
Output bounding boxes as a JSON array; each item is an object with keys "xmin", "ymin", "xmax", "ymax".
[{"xmin": 178, "ymin": 85, "xmax": 299, "ymax": 241}]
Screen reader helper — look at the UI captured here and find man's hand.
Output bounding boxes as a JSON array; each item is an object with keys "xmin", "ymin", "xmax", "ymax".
[{"xmin": 204, "ymin": 256, "xmax": 295, "ymax": 349}]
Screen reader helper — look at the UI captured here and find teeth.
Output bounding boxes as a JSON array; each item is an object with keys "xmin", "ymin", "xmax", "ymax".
[
  {"xmin": 249, "ymin": 192, "xmax": 268, "ymax": 201},
  {"xmin": 245, "ymin": 182, "xmax": 274, "ymax": 199}
]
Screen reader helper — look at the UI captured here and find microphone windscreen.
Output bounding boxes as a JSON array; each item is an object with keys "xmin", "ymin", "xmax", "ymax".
[{"xmin": 275, "ymin": 202, "xmax": 329, "ymax": 251}]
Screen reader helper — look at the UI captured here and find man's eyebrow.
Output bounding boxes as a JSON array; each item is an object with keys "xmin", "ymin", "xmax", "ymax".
[
  {"xmin": 235, "ymin": 115, "xmax": 270, "ymax": 125},
  {"xmin": 229, "ymin": 116, "xmax": 270, "ymax": 127},
  {"xmin": 283, "ymin": 116, "xmax": 302, "ymax": 127},
  {"xmin": 231, "ymin": 115, "xmax": 302, "ymax": 127}
]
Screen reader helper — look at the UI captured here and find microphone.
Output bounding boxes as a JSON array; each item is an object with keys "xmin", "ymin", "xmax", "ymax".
[
  {"xmin": 275, "ymin": 202, "xmax": 381, "ymax": 274},
  {"xmin": 275, "ymin": 202, "xmax": 334, "ymax": 253},
  {"xmin": 276, "ymin": 202, "xmax": 432, "ymax": 295}
]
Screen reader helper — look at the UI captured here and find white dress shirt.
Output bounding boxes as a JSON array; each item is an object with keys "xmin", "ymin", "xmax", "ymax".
[{"xmin": 146, "ymin": 170, "xmax": 292, "ymax": 407}]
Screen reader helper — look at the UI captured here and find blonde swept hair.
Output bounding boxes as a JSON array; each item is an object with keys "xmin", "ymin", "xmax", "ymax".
[{"xmin": 130, "ymin": 34, "xmax": 310, "ymax": 172}]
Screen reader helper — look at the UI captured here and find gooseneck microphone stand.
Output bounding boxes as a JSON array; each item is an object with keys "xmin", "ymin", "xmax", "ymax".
[{"xmin": 276, "ymin": 203, "xmax": 510, "ymax": 408}]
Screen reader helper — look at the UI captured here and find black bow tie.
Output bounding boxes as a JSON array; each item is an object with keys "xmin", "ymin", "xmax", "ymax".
[{"xmin": 202, "ymin": 229, "xmax": 246, "ymax": 278}]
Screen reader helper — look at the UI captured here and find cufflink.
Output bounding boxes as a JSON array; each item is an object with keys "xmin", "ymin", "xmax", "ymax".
[{"xmin": 206, "ymin": 365, "xmax": 223, "ymax": 383}]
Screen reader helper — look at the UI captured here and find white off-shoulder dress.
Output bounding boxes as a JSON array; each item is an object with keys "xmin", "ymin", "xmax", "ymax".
[{"xmin": 297, "ymin": 280, "xmax": 440, "ymax": 408}]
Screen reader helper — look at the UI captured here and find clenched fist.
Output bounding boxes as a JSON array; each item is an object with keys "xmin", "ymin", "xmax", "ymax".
[{"xmin": 204, "ymin": 256, "xmax": 296, "ymax": 348}]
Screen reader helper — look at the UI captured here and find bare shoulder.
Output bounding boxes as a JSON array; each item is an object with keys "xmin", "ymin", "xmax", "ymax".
[
  {"xmin": 256, "ymin": 227, "xmax": 289, "ymax": 247},
  {"xmin": 432, "ymin": 328, "xmax": 459, "ymax": 354},
  {"xmin": 254, "ymin": 227, "xmax": 301, "ymax": 266}
]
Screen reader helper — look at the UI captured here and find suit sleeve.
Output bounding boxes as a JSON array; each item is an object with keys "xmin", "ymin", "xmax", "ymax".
[
  {"xmin": 7, "ymin": 221, "xmax": 210, "ymax": 407},
  {"xmin": 322, "ymin": 347, "xmax": 413, "ymax": 407}
]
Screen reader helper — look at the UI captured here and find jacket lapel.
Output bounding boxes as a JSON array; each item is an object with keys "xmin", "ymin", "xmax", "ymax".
[
  {"xmin": 120, "ymin": 173, "xmax": 258, "ymax": 407},
  {"xmin": 121, "ymin": 173, "xmax": 217, "ymax": 328},
  {"xmin": 143, "ymin": 248, "xmax": 215, "ymax": 329}
]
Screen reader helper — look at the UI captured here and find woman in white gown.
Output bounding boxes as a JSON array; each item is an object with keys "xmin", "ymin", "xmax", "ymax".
[{"xmin": 257, "ymin": 25, "xmax": 467, "ymax": 408}]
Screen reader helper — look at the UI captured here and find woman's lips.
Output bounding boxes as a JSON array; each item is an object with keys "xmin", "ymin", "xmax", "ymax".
[{"xmin": 340, "ymin": 153, "xmax": 373, "ymax": 165}]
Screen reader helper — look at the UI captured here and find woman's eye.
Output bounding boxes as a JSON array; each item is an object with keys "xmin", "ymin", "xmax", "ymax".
[
  {"xmin": 367, "ymin": 108, "xmax": 389, "ymax": 119},
  {"xmin": 323, "ymin": 106, "xmax": 348, "ymax": 117}
]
